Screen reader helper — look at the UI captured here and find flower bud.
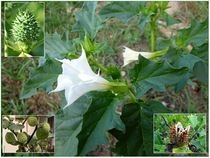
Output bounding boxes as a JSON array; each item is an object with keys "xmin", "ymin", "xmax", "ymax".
[{"xmin": 83, "ymin": 35, "xmax": 96, "ymax": 55}]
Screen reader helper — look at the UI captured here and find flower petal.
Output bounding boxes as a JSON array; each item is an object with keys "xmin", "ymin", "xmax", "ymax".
[
  {"xmin": 70, "ymin": 47, "xmax": 96, "ymax": 77},
  {"xmin": 123, "ymin": 47, "xmax": 140, "ymax": 66},
  {"xmin": 58, "ymin": 59, "xmax": 82, "ymax": 83},
  {"xmin": 122, "ymin": 46, "xmax": 157, "ymax": 66},
  {"xmin": 63, "ymin": 76, "xmax": 110, "ymax": 109},
  {"xmin": 50, "ymin": 75, "xmax": 72, "ymax": 93}
]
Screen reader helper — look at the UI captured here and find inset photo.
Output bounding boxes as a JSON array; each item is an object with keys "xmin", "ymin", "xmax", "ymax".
[
  {"xmin": 4, "ymin": 2, "xmax": 44, "ymax": 57},
  {"xmin": 153, "ymin": 113, "xmax": 207, "ymax": 154},
  {"xmin": 2, "ymin": 115, "xmax": 54, "ymax": 153}
]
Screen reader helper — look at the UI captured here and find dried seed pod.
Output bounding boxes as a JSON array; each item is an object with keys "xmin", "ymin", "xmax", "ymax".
[{"xmin": 169, "ymin": 122, "xmax": 190, "ymax": 147}]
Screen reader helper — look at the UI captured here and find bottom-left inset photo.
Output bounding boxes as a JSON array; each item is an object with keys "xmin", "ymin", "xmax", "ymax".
[{"xmin": 2, "ymin": 115, "xmax": 54, "ymax": 153}]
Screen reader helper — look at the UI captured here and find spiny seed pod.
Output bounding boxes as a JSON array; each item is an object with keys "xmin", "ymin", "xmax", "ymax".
[
  {"xmin": 11, "ymin": 10, "xmax": 40, "ymax": 43},
  {"xmin": 36, "ymin": 128, "xmax": 49, "ymax": 140},
  {"xmin": 41, "ymin": 122, "xmax": 50, "ymax": 133},
  {"xmin": 27, "ymin": 116, "xmax": 38, "ymax": 127},
  {"xmin": 34, "ymin": 144, "xmax": 42, "ymax": 152},
  {"xmin": 17, "ymin": 132, "xmax": 28, "ymax": 144},
  {"xmin": 5, "ymin": 132, "xmax": 17, "ymax": 145}
]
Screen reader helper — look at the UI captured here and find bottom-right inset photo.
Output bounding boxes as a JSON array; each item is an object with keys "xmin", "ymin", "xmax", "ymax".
[{"xmin": 153, "ymin": 113, "xmax": 207, "ymax": 155}]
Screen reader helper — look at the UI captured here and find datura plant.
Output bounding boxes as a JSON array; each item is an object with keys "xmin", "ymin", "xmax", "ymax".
[
  {"xmin": 20, "ymin": 1, "xmax": 208, "ymax": 156},
  {"xmin": 2, "ymin": 116, "xmax": 54, "ymax": 153}
]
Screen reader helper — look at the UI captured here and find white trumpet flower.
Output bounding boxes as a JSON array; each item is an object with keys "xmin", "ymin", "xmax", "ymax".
[
  {"xmin": 122, "ymin": 46, "xmax": 167, "ymax": 67},
  {"xmin": 51, "ymin": 47, "xmax": 111, "ymax": 109}
]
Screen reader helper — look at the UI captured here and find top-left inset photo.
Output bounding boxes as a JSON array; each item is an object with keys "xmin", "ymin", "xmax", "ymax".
[{"xmin": 3, "ymin": 2, "xmax": 44, "ymax": 57}]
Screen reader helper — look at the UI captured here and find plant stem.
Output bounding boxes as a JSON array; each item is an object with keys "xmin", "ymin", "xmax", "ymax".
[
  {"xmin": 26, "ymin": 125, "xmax": 38, "ymax": 145},
  {"xmin": 128, "ymin": 90, "xmax": 137, "ymax": 103},
  {"xmin": 150, "ymin": 17, "xmax": 156, "ymax": 52},
  {"xmin": 89, "ymin": 57, "xmax": 109, "ymax": 74},
  {"xmin": 20, "ymin": 116, "xmax": 28, "ymax": 133},
  {"xmin": 10, "ymin": 130, "xmax": 17, "ymax": 136},
  {"xmin": 22, "ymin": 116, "xmax": 28, "ymax": 125}
]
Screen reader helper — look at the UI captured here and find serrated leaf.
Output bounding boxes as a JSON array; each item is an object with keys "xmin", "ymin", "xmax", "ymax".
[
  {"xmin": 111, "ymin": 103, "xmax": 144, "ymax": 156},
  {"xmin": 45, "ymin": 32, "xmax": 72, "ymax": 59},
  {"xmin": 140, "ymin": 101, "xmax": 171, "ymax": 155},
  {"xmin": 173, "ymin": 54, "xmax": 202, "ymax": 70},
  {"xmin": 77, "ymin": 92, "xmax": 125, "ymax": 155},
  {"xmin": 193, "ymin": 61, "xmax": 208, "ymax": 84},
  {"xmin": 9, "ymin": 123, "xmax": 25, "ymax": 131},
  {"xmin": 175, "ymin": 19, "xmax": 208, "ymax": 48},
  {"xmin": 2, "ymin": 119, "xmax": 10, "ymax": 129},
  {"xmin": 55, "ymin": 95, "xmax": 92, "ymax": 156},
  {"xmin": 72, "ymin": 2, "xmax": 103, "ymax": 39},
  {"xmin": 129, "ymin": 56, "xmax": 188, "ymax": 97},
  {"xmin": 100, "ymin": 2, "xmax": 145, "ymax": 23},
  {"xmin": 20, "ymin": 58, "xmax": 61, "ymax": 99},
  {"xmin": 112, "ymin": 101, "xmax": 171, "ymax": 156},
  {"xmin": 172, "ymin": 53, "xmax": 203, "ymax": 91},
  {"xmin": 188, "ymin": 115, "xmax": 199, "ymax": 128}
]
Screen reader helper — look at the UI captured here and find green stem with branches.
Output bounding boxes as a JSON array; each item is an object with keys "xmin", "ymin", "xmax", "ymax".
[{"xmin": 150, "ymin": 16, "xmax": 157, "ymax": 52}]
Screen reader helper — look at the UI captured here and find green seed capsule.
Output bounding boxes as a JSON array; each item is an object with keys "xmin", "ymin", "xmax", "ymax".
[
  {"xmin": 27, "ymin": 116, "xmax": 38, "ymax": 126},
  {"xmin": 11, "ymin": 10, "xmax": 40, "ymax": 43},
  {"xmin": 17, "ymin": 132, "xmax": 28, "ymax": 144}
]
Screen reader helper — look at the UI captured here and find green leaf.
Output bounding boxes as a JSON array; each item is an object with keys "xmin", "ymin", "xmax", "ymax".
[
  {"xmin": 100, "ymin": 2, "xmax": 145, "ymax": 23},
  {"xmin": 129, "ymin": 56, "xmax": 188, "ymax": 97},
  {"xmin": 8, "ymin": 123, "xmax": 25, "ymax": 131},
  {"xmin": 20, "ymin": 58, "xmax": 61, "ymax": 99},
  {"xmin": 193, "ymin": 61, "xmax": 208, "ymax": 84},
  {"xmin": 113, "ymin": 101, "xmax": 171, "ymax": 156},
  {"xmin": 188, "ymin": 115, "xmax": 199, "ymax": 128},
  {"xmin": 141, "ymin": 101, "xmax": 171, "ymax": 155},
  {"xmin": 77, "ymin": 91, "xmax": 125, "ymax": 156},
  {"xmin": 72, "ymin": 2, "xmax": 103, "ymax": 39},
  {"xmin": 173, "ymin": 54, "xmax": 202, "ymax": 70},
  {"xmin": 112, "ymin": 103, "xmax": 144, "ymax": 156},
  {"xmin": 55, "ymin": 95, "xmax": 92, "ymax": 156},
  {"xmin": 2, "ymin": 119, "xmax": 10, "ymax": 129},
  {"xmin": 175, "ymin": 19, "xmax": 208, "ymax": 48},
  {"xmin": 172, "ymin": 54, "xmax": 203, "ymax": 91},
  {"xmin": 45, "ymin": 32, "xmax": 73, "ymax": 59},
  {"xmin": 191, "ymin": 43, "xmax": 208, "ymax": 61}
]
